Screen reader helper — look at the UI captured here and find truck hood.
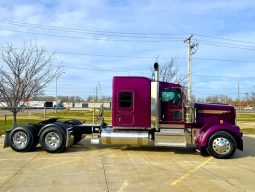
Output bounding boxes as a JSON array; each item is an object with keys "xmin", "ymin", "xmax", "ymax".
[
  {"xmin": 194, "ymin": 103, "xmax": 235, "ymax": 112},
  {"xmin": 194, "ymin": 103, "xmax": 236, "ymax": 126}
]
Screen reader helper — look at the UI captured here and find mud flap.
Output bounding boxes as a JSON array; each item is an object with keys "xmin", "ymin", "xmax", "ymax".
[{"xmin": 3, "ymin": 130, "xmax": 11, "ymax": 148}]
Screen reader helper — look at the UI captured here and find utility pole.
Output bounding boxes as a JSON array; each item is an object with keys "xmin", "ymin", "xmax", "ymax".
[
  {"xmin": 95, "ymin": 86, "xmax": 98, "ymax": 101},
  {"xmin": 237, "ymin": 83, "xmax": 240, "ymax": 110},
  {"xmin": 55, "ymin": 71, "xmax": 65, "ymax": 113},
  {"xmin": 184, "ymin": 34, "xmax": 198, "ymax": 104},
  {"xmin": 98, "ymin": 81, "xmax": 101, "ymax": 101},
  {"xmin": 252, "ymin": 92, "xmax": 255, "ymax": 108},
  {"xmin": 245, "ymin": 92, "xmax": 249, "ymax": 107}
]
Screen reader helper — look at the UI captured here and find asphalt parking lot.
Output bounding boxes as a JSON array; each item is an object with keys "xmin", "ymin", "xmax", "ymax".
[{"xmin": 0, "ymin": 135, "xmax": 255, "ymax": 192}]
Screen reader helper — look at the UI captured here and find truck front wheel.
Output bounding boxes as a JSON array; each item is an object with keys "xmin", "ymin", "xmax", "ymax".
[
  {"xmin": 207, "ymin": 131, "xmax": 236, "ymax": 159},
  {"xmin": 39, "ymin": 127, "xmax": 66, "ymax": 153}
]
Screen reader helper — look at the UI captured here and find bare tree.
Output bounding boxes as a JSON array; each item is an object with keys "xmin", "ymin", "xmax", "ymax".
[
  {"xmin": 59, "ymin": 96, "xmax": 84, "ymax": 102},
  {"xmin": 0, "ymin": 42, "xmax": 63, "ymax": 127},
  {"xmin": 150, "ymin": 58, "xmax": 186, "ymax": 84},
  {"xmin": 87, "ymin": 95, "xmax": 94, "ymax": 101},
  {"xmin": 206, "ymin": 94, "xmax": 233, "ymax": 104},
  {"xmin": 101, "ymin": 95, "xmax": 112, "ymax": 101}
]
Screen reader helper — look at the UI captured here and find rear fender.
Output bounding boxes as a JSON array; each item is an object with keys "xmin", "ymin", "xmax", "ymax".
[
  {"xmin": 38, "ymin": 122, "xmax": 68, "ymax": 136},
  {"xmin": 4, "ymin": 124, "xmax": 41, "ymax": 148},
  {"xmin": 38, "ymin": 122, "xmax": 73, "ymax": 147},
  {"xmin": 196, "ymin": 123, "xmax": 243, "ymax": 149}
]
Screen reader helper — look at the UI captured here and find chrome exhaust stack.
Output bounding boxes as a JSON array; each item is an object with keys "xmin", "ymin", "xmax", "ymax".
[
  {"xmin": 154, "ymin": 62, "xmax": 159, "ymax": 82},
  {"xmin": 151, "ymin": 63, "xmax": 160, "ymax": 129}
]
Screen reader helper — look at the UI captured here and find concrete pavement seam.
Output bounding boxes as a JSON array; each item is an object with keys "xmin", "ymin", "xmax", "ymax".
[
  {"xmin": 99, "ymin": 143, "xmax": 110, "ymax": 192},
  {"xmin": 0, "ymin": 152, "xmax": 40, "ymax": 190}
]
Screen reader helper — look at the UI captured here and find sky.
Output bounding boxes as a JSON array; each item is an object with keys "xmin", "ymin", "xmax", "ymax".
[{"xmin": 0, "ymin": 0, "xmax": 255, "ymax": 100}]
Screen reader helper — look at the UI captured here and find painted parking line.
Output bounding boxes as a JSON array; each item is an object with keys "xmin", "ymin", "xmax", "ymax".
[
  {"xmin": 171, "ymin": 157, "xmax": 213, "ymax": 186},
  {"xmin": 33, "ymin": 147, "xmax": 120, "ymax": 170}
]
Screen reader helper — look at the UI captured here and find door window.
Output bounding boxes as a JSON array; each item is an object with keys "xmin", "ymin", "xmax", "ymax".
[{"xmin": 162, "ymin": 89, "xmax": 181, "ymax": 105}]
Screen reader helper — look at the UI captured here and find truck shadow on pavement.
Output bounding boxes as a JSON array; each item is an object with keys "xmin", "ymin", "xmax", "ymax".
[
  {"xmin": 64, "ymin": 135, "xmax": 255, "ymax": 159},
  {"xmin": 233, "ymin": 135, "xmax": 255, "ymax": 158}
]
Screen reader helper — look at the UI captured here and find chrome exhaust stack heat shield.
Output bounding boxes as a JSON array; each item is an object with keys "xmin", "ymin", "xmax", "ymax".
[
  {"xmin": 151, "ymin": 62, "xmax": 160, "ymax": 130},
  {"xmin": 101, "ymin": 128, "xmax": 149, "ymax": 145}
]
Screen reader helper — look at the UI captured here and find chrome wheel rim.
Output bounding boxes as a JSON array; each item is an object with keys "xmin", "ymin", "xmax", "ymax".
[
  {"xmin": 45, "ymin": 132, "xmax": 61, "ymax": 149},
  {"xmin": 13, "ymin": 131, "xmax": 28, "ymax": 149},
  {"xmin": 212, "ymin": 137, "xmax": 231, "ymax": 154}
]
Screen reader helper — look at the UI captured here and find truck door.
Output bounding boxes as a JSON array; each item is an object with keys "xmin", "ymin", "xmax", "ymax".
[
  {"xmin": 160, "ymin": 88, "xmax": 184, "ymax": 124},
  {"xmin": 117, "ymin": 91, "xmax": 134, "ymax": 125}
]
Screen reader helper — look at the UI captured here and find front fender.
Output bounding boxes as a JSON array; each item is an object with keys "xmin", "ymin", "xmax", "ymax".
[{"xmin": 196, "ymin": 123, "xmax": 243, "ymax": 148}]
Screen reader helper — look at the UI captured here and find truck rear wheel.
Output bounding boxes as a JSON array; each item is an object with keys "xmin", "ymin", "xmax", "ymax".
[
  {"xmin": 8, "ymin": 127, "xmax": 37, "ymax": 152},
  {"xmin": 39, "ymin": 127, "xmax": 66, "ymax": 153},
  {"xmin": 207, "ymin": 131, "xmax": 236, "ymax": 159}
]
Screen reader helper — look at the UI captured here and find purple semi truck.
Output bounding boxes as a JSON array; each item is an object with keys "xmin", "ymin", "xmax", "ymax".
[{"xmin": 4, "ymin": 63, "xmax": 243, "ymax": 159}]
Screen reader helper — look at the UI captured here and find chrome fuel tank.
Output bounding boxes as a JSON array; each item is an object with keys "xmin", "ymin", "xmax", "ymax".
[{"xmin": 101, "ymin": 128, "xmax": 149, "ymax": 145}]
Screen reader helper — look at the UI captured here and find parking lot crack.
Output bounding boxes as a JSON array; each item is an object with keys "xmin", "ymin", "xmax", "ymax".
[
  {"xmin": 99, "ymin": 144, "xmax": 110, "ymax": 192},
  {"xmin": 202, "ymin": 167, "xmax": 247, "ymax": 192},
  {"xmin": 0, "ymin": 152, "xmax": 39, "ymax": 190}
]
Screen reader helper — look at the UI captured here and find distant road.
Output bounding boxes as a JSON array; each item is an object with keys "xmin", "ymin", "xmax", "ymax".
[{"xmin": 0, "ymin": 109, "xmax": 55, "ymax": 115}]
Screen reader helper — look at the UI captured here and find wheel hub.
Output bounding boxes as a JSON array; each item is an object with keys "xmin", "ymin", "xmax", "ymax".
[
  {"xmin": 45, "ymin": 132, "xmax": 60, "ymax": 149},
  {"xmin": 212, "ymin": 137, "xmax": 231, "ymax": 154},
  {"xmin": 13, "ymin": 131, "xmax": 28, "ymax": 149}
]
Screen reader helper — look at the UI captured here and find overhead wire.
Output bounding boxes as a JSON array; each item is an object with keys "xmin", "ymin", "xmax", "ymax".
[
  {"xmin": 0, "ymin": 28, "xmax": 183, "ymax": 43},
  {"xmin": 1, "ymin": 20, "xmax": 255, "ymax": 50},
  {"xmin": 1, "ymin": 20, "xmax": 254, "ymax": 44},
  {"xmin": 194, "ymin": 33, "xmax": 255, "ymax": 44},
  {"xmin": 1, "ymin": 46, "xmax": 255, "ymax": 63},
  {"xmin": 0, "ymin": 20, "xmax": 187, "ymax": 36}
]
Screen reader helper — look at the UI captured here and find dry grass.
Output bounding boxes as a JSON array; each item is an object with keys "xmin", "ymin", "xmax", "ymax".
[{"xmin": 0, "ymin": 110, "xmax": 255, "ymax": 134}]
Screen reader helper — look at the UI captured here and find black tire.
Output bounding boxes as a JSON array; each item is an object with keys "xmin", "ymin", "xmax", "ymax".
[
  {"xmin": 207, "ymin": 131, "xmax": 236, "ymax": 159},
  {"xmin": 39, "ymin": 127, "xmax": 66, "ymax": 153},
  {"xmin": 8, "ymin": 126, "xmax": 37, "ymax": 152}
]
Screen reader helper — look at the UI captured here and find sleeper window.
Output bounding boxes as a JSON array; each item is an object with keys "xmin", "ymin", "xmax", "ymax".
[{"xmin": 119, "ymin": 92, "xmax": 132, "ymax": 108}]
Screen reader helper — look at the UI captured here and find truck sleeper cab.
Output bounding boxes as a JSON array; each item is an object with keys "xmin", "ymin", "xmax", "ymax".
[{"xmin": 4, "ymin": 63, "xmax": 243, "ymax": 159}]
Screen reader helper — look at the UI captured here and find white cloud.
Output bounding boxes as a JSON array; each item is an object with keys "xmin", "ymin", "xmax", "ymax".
[{"xmin": 0, "ymin": 0, "xmax": 254, "ymax": 98}]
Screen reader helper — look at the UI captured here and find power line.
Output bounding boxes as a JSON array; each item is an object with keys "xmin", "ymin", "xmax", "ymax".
[
  {"xmin": 56, "ymin": 51, "xmax": 156, "ymax": 59},
  {"xmin": 54, "ymin": 52, "xmax": 255, "ymax": 62},
  {"xmin": 194, "ymin": 33, "xmax": 255, "ymax": 44},
  {"xmin": 1, "ymin": 45, "xmax": 255, "ymax": 63},
  {"xmin": 0, "ymin": 20, "xmax": 186, "ymax": 40},
  {"xmin": 0, "ymin": 28, "xmax": 183, "ymax": 43},
  {"xmin": 2, "ymin": 27, "xmax": 254, "ymax": 50},
  {"xmin": 198, "ymin": 41, "xmax": 255, "ymax": 50},
  {"xmin": 64, "ymin": 66, "xmax": 152, "ymax": 74},
  {"xmin": 192, "ymin": 74, "xmax": 255, "ymax": 79},
  {"xmin": 193, "ymin": 86, "xmax": 251, "ymax": 90},
  {"xmin": 189, "ymin": 57, "xmax": 255, "ymax": 63},
  {"xmin": 1, "ymin": 20, "xmax": 255, "ymax": 50},
  {"xmin": 0, "ymin": 60, "xmax": 253, "ymax": 76},
  {"xmin": 62, "ymin": 66, "xmax": 255, "ymax": 80},
  {"xmin": 0, "ymin": 20, "xmax": 187, "ymax": 37},
  {"xmin": 2, "ymin": 20, "xmax": 254, "ymax": 45}
]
